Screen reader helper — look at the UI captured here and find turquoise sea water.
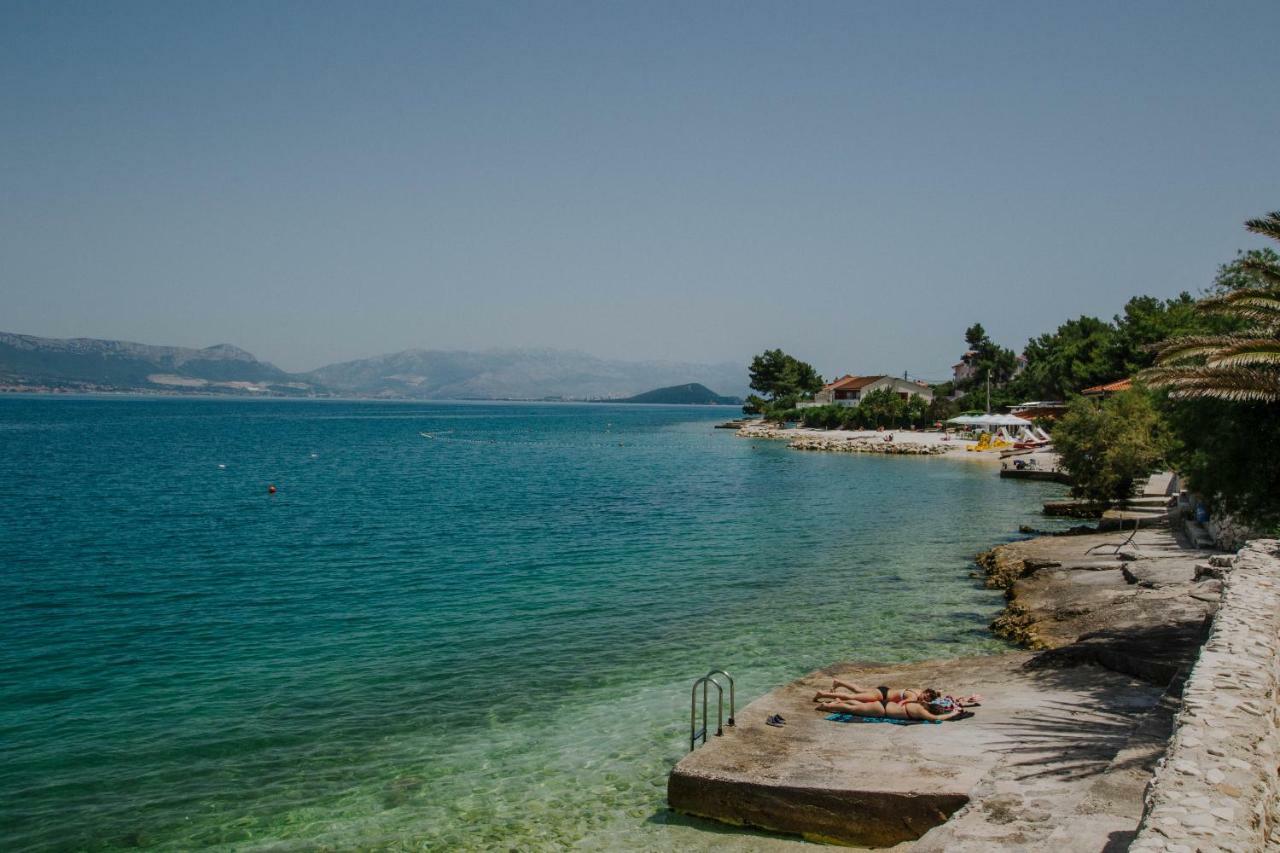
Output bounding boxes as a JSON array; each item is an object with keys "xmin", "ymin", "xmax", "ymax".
[{"xmin": 0, "ymin": 398, "xmax": 1067, "ymax": 851}]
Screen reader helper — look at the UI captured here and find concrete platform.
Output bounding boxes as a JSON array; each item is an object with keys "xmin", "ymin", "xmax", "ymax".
[
  {"xmin": 668, "ymin": 654, "xmax": 1165, "ymax": 848},
  {"xmin": 999, "ymin": 467, "xmax": 1071, "ymax": 484}
]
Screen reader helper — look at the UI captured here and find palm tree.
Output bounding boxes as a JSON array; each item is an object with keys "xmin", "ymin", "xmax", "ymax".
[{"xmin": 1141, "ymin": 212, "xmax": 1280, "ymax": 402}]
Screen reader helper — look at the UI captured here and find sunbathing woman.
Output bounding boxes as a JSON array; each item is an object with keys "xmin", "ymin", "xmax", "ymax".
[
  {"xmin": 813, "ymin": 678, "xmax": 981, "ymax": 708},
  {"xmin": 816, "ymin": 693, "xmax": 964, "ymax": 722}
]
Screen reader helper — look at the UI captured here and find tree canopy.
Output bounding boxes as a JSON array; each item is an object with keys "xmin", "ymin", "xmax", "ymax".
[
  {"xmin": 953, "ymin": 294, "xmax": 1216, "ymax": 404},
  {"xmin": 747, "ymin": 349, "xmax": 823, "ymax": 400},
  {"xmin": 1163, "ymin": 398, "xmax": 1280, "ymax": 528},
  {"xmin": 1210, "ymin": 247, "xmax": 1280, "ymax": 295},
  {"xmin": 1017, "ymin": 315, "xmax": 1116, "ymax": 400},
  {"xmin": 744, "ymin": 349, "xmax": 823, "ymax": 416},
  {"xmin": 1053, "ymin": 390, "xmax": 1170, "ymax": 508},
  {"xmin": 960, "ymin": 323, "xmax": 1018, "ymax": 389}
]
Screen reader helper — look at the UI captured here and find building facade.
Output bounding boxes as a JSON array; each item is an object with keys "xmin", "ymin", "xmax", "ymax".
[{"xmin": 799, "ymin": 375, "xmax": 935, "ymax": 408}]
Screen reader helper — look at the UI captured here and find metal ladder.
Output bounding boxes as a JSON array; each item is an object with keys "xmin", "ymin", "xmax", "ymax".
[{"xmin": 689, "ymin": 669, "xmax": 735, "ymax": 751}]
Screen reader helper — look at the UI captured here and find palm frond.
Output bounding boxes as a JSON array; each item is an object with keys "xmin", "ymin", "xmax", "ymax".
[
  {"xmin": 1140, "ymin": 365, "xmax": 1280, "ymax": 402},
  {"xmin": 1206, "ymin": 339, "xmax": 1280, "ymax": 368},
  {"xmin": 1198, "ymin": 287, "xmax": 1280, "ymax": 312},
  {"xmin": 1239, "ymin": 256, "xmax": 1280, "ymax": 289},
  {"xmin": 1197, "ymin": 288, "xmax": 1280, "ymax": 327},
  {"xmin": 1245, "ymin": 211, "xmax": 1280, "ymax": 244},
  {"xmin": 1150, "ymin": 334, "xmax": 1256, "ymax": 364},
  {"xmin": 1139, "ymin": 212, "xmax": 1280, "ymax": 404}
]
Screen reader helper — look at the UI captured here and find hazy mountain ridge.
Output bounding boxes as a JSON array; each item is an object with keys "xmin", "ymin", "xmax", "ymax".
[
  {"xmin": 305, "ymin": 347, "xmax": 750, "ymax": 399},
  {"xmin": 0, "ymin": 332, "xmax": 315, "ymax": 393},
  {"xmin": 0, "ymin": 333, "xmax": 750, "ymax": 400}
]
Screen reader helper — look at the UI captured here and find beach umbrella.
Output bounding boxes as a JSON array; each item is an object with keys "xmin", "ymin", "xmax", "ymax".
[
  {"xmin": 948, "ymin": 413, "xmax": 1034, "ymax": 432},
  {"xmin": 981, "ymin": 414, "xmax": 1034, "ymax": 426}
]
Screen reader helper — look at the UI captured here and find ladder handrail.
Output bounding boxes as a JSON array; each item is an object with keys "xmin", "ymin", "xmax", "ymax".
[
  {"xmin": 690, "ymin": 676, "xmax": 723, "ymax": 751},
  {"xmin": 689, "ymin": 668, "xmax": 735, "ymax": 751},
  {"xmin": 704, "ymin": 669, "xmax": 735, "ymax": 727}
]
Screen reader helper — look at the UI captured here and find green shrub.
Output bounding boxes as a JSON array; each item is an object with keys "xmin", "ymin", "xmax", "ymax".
[
  {"xmin": 1164, "ymin": 397, "xmax": 1280, "ymax": 528},
  {"xmin": 1053, "ymin": 390, "xmax": 1169, "ymax": 507}
]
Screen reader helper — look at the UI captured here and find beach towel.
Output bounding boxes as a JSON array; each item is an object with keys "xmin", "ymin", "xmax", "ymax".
[
  {"xmin": 826, "ymin": 713, "xmax": 939, "ymax": 726},
  {"xmin": 825, "ymin": 711, "xmax": 973, "ymax": 725}
]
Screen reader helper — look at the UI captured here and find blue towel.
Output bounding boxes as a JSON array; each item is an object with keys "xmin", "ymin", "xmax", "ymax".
[{"xmin": 826, "ymin": 713, "xmax": 940, "ymax": 726}]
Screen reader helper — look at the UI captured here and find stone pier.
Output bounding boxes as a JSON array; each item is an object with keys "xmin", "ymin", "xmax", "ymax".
[{"xmin": 668, "ymin": 654, "xmax": 1165, "ymax": 848}]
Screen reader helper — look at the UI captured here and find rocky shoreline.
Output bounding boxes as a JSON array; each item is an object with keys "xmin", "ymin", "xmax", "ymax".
[
  {"xmin": 976, "ymin": 522, "xmax": 1220, "ymax": 676},
  {"xmin": 737, "ymin": 425, "xmax": 972, "ymax": 456}
]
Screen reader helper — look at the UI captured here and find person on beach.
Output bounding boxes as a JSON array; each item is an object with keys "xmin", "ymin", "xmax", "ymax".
[
  {"xmin": 808, "ymin": 676, "xmax": 977, "ymax": 712},
  {"xmin": 817, "ymin": 694, "xmax": 964, "ymax": 722}
]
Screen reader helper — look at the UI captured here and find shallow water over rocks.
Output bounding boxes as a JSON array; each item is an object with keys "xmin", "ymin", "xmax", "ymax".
[{"xmin": 0, "ymin": 397, "xmax": 1068, "ymax": 851}]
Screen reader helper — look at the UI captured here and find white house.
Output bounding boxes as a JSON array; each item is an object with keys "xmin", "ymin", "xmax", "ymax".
[{"xmin": 798, "ymin": 375, "xmax": 934, "ymax": 408}]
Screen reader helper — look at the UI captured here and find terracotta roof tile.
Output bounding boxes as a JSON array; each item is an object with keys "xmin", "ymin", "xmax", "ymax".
[
  {"xmin": 1081, "ymin": 378, "xmax": 1132, "ymax": 394},
  {"xmin": 827, "ymin": 374, "xmax": 887, "ymax": 391}
]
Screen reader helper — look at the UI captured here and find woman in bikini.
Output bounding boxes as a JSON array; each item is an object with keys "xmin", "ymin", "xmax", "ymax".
[
  {"xmin": 813, "ymin": 679, "xmax": 980, "ymax": 721},
  {"xmin": 818, "ymin": 694, "xmax": 962, "ymax": 721},
  {"xmin": 814, "ymin": 679, "xmax": 920, "ymax": 705}
]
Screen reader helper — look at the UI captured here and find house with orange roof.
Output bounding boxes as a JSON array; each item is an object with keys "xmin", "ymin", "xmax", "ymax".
[{"xmin": 798, "ymin": 374, "xmax": 934, "ymax": 408}]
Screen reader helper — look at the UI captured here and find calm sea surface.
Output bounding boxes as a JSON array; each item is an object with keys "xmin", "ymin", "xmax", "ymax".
[{"xmin": 0, "ymin": 398, "xmax": 1067, "ymax": 851}]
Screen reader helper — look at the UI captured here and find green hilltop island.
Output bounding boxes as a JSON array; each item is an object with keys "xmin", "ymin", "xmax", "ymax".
[{"xmin": 609, "ymin": 383, "xmax": 742, "ymax": 405}]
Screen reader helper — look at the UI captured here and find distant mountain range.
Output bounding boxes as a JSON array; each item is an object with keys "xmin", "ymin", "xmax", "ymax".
[
  {"xmin": 0, "ymin": 332, "xmax": 319, "ymax": 396},
  {"xmin": 308, "ymin": 348, "xmax": 749, "ymax": 400},
  {"xmin": 611, "ymin": 383, "xmax": 741, "ymax": 405},
  {"xmin": 0, "ymin": 332, "xmax": 750, "ymax": 401}
]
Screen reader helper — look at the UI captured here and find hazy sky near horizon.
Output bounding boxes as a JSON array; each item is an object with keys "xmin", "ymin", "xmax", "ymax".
[{"xmin": 5, "ymin": 2, "xmax": 1280, "ymax": 377}]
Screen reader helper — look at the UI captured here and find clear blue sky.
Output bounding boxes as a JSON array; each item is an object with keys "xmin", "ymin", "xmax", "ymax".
[{"xmin": 4, "ymin": 1, "xmax": 1279, "ymax": 376}]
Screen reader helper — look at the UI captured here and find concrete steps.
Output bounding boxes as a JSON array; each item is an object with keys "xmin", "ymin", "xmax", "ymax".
[{"xmin": 1183, "ymin": 519, "xmax": 1217, "ymax": 550}]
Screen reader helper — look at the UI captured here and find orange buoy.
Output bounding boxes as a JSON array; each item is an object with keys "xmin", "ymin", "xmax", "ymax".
[{"xmin": 268, "ymin": 485, "xmax": 277, "ymax": 494}]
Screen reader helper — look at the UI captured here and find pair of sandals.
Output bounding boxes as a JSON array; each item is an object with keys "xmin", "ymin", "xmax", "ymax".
[{"xmin": 766, "ymin": 714, "xmax": 786, "ymax": 728}]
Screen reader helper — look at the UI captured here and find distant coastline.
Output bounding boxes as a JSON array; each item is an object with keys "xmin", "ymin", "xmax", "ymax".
[
  {"xmin": 0, "ymin": 330, "xmax": 749, "ymax": 402},
  {"xmin": 0, "ymin": 386, "xmax": 743, "ymax": 406}
]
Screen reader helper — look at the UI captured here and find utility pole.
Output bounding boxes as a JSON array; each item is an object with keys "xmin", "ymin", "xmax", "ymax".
[{"xmin": 986, "ymin": 372, "xmax": 991, "ymax": 414}]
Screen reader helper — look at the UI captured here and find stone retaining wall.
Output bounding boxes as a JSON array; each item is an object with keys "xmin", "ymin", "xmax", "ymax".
[
  {"xmin": 1129, "ymin": 539, "xmax": 1280, "ymax": 852},
  {"xmin": 1208, "ymin": 513, "xmax": 1264, "ymax": 553}
]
